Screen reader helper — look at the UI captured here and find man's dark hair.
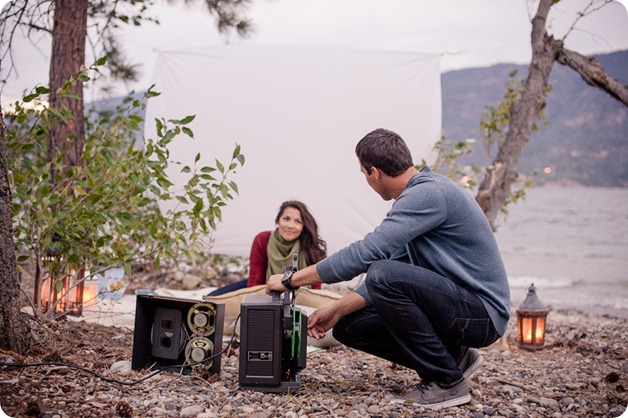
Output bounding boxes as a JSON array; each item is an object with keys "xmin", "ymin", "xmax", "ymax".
[{"xmin": 355, "ymin": 128, "xmax": 414, "ymax": 177}]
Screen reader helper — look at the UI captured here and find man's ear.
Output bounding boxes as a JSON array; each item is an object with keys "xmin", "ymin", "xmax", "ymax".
[{"xmin": 370, "ymin": 166, "xmax": 381, "ymax": 180}]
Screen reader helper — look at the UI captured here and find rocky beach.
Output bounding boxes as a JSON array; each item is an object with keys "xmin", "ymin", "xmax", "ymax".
[{"xmin": 1, "ymin": 296, "xmax": 626, "ymax": 418}]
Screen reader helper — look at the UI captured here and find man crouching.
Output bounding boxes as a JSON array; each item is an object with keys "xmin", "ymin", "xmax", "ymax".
[{"xmin": 266, "ymin": 128, "xmax": 510, "ymax": 409}]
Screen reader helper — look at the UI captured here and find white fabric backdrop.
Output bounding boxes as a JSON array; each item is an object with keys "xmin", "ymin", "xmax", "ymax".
[{"xmin": 144, "ymin": 45, "xmax": 441, "ymax": 257}]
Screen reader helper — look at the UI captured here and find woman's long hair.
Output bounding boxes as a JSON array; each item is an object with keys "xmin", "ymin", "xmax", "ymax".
[{"xmin": 275, "ymin": 200, "xmax": 327, "ymax": 264}]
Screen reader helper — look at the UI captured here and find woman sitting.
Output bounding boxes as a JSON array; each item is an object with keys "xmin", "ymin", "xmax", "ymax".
[{"xmin": 208, "ymin": 200, "xmax": 327, "ymax": 295}]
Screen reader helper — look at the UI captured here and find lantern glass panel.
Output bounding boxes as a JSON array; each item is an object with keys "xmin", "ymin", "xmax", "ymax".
[
  {"xmin": 535, "ymin": 316, "xmax": 545, "ymax": 343},
  {"xmin": 82, "ymin": 280, "xmax": 99, "ymax": 307},
  {"xmin": 521, "ymin": 316, "xmax": 534, "ymax": 344}
]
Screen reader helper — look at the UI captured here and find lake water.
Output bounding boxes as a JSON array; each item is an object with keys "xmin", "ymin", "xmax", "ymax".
[{"xmin": 494, "ymin": 186, "xmax": 628, "ymax": 318}]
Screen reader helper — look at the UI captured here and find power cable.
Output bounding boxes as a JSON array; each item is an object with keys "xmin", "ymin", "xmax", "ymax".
[{"xmin": 0, "ymin": 314, "xmax": 241, "ymax": 387}]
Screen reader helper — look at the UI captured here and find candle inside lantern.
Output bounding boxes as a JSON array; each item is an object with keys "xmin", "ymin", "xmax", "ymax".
[
  {"xmin": 520, "ymin": 316, "xmax": 545, "ymax": 343},
  {"xmin": 535, "ymin": 317, "xmax": 545, "ymax": 341},
  {"xmin": 522, "ymin": 317, "xmax": 533, "ymax": 343},
  {"xmin": 82, "ymin": 279, "xmax": 100, "ymax": 307}
]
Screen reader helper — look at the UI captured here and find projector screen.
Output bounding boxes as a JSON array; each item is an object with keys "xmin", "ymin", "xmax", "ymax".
[{"xmin": 144, "ymin": 45, "xmax": 441, "ymax": 257}]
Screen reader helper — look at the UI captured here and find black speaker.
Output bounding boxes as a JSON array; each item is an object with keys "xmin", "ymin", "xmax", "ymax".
[
  {"xmin": 239, "ymin": 291, "xmax": 307, "ymax": 392},
  {"xmin": 132, "ymin": 294, "xmax": 225, "ymax": 374}
]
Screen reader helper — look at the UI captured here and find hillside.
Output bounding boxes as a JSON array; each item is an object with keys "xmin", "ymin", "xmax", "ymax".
[{"xmin": 441, "ymin": 50, "xmax": 628, "ymax": 187}]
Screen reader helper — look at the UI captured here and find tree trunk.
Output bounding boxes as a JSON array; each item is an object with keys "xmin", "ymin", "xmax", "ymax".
[
  {"xmin": 0, "ymin": 98, "xmax": 31, "ymax": 354},
  {"xmin": 48, "ymin": 0, "xmax": 88, "ymax": 172},
  {"xmin": 475, "ymin": 0, "xmax": 562, "ymax": 230}
]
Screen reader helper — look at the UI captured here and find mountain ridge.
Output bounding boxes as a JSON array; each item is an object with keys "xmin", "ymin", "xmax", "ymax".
[{"xmin": 441, "ymin": 50, "xmax": 628, "ymax": 187}]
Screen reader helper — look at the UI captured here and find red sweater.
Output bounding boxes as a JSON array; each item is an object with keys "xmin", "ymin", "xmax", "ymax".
[{"xmin": 247, "ymin": 231, "xmax": 321, "ymax": 289}]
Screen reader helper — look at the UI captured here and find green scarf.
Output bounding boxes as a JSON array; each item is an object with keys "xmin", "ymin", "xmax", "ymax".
[{"xmin": 266, "ymin": 228, "xmax": 308, "ymax": 280}]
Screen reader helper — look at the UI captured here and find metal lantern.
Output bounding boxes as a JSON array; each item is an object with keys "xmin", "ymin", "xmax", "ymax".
[
  {"xmin": 35, "ymin": 250, "xmax": 86, "ymax": 317},
  {"xmin": 516, "ymin": 283, "xmax": 549, "ymax": 351}
]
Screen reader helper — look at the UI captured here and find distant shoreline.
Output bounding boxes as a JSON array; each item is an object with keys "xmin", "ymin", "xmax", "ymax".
[{"xmin": 509, "ymin": 282, "xmax": 628, "ymax": 320}]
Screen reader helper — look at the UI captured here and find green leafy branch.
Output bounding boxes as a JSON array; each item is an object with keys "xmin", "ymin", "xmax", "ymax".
[{"xmin": 6, "ymin": 60, "xmax": 244, "ymax": 318}]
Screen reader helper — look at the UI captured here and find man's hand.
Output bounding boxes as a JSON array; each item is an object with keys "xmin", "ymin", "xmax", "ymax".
[
  {"xmin": 307, "ymin": 292, "xmax": 367, "ymax": 339},
  {"xmin": 307, "ymin": 305, "xmax": 342, "ymax": 339},
  {"xmin": 265, "ymin": 273, "xmax": 286, "ymax": 294}
]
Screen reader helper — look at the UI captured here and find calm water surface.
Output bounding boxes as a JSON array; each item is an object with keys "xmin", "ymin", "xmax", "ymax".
[{"xmin": 494, "ymin": 187, "xmax": 628, "ymax": 317}]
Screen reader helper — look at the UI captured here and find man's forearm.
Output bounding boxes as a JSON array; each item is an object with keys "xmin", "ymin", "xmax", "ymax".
[
  {"xmin": 332, "ymin": 291, "xmax": 367, "ymax": 317},
  {"xmin": 290, "ymin": 264, "xmax": 323, "ymax": 287}
]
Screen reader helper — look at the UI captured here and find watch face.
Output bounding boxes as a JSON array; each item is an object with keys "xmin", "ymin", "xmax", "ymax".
[{"xmin": 282, "ymin": 270, "xmax": 294, "ymax": 289}]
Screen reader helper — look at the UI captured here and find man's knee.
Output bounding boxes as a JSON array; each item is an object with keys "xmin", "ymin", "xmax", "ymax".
[
  {"xmin": 365, "ymin": 260, "xmax": 392, "ymax": 286},
  {"xmin": 365, "ymin": 260, "xmax": 401, "ymax": 296},
  {"xmin": 332, "ymin": 307, "xmax": 378, "ymax": 342}
]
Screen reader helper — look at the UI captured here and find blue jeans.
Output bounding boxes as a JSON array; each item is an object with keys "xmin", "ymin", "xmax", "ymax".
[
  {"xmin": 332, "ymin": 260, "xmax": 499, "ymax": 385},
  {"xmin": 207, "ymin": 278, "xmax": 248, "ymax": 296}
]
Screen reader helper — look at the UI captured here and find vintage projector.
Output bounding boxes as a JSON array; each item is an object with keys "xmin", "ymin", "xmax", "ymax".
[
  {"xmin": 131, "ymin": 294, "xmax": 225, "ymax": 374},
  {"xmin": 239, "ymin": 256, "xmax": 307, "ymax": 392}
]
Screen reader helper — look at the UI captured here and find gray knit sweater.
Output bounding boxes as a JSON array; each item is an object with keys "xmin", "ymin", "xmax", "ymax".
[{"xmin": 316, "ymin": 167, "xmax": 511, "ymax": 335}]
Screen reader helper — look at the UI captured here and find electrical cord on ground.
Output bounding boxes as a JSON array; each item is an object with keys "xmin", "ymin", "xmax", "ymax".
[{"xmin": 0, "ymin": 314, "xmax": 241, "ymax": 387}]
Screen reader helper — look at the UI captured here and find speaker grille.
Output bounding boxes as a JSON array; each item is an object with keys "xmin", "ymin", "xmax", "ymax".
[{"xmin": 245, "ymin": 309, "xmax": 275, "ymax": 377}]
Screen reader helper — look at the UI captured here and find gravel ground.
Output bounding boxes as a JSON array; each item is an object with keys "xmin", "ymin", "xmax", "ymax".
[{"xmin": 1, "ymin": 307, "xmax": 627, "ymax": 418}]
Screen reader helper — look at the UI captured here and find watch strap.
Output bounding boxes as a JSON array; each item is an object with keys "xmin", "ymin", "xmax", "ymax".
[{"xmin": 281, "ymin": 270, "xmax": 298, "ymax": 291}]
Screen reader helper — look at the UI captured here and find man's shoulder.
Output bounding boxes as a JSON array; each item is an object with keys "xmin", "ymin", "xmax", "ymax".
[
  {"xmin": 409, "ymin": 169, "xmax": 461, "ymax": 191},
  {"xmin": 399, "ymin": 171, "xmax": 463, "ymax": 209},
  {"xmin": 405, "ymin": 170, "xmax": 441, "ymax": 192}
]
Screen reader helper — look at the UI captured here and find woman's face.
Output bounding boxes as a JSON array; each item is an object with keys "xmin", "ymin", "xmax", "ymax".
[{"xmin": 277, "ymin": 206, "xmax": 304, "ymax": 243}]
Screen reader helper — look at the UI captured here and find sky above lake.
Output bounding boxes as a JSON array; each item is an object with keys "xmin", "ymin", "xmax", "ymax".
[{"xmin": 1, "ymin": 0, "xmax": 627, "ymax": 102}]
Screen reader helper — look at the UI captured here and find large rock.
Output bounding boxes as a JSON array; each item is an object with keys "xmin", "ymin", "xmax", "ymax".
[
  {"xmin": 182, "ymin": 273, "xmax": 202, "ymax": 290},
  {"xmin": 180, "ymin": 405, "xmax": 204, "ymax": 418}
]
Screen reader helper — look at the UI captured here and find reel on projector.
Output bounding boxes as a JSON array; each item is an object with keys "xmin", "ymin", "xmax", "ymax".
[
  {"xmin": 187, "ymin": 302, "xmax": 217, "ymax": 337},
  {"xmin": 185, "ymin": 336, "xmax": 215, "ymax": 366}
]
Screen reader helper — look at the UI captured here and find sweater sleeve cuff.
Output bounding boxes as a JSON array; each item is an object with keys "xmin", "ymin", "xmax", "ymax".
[
  {"xmin": 316, "ymin": 259, "xmax": 340, "ymax": 284},
  {"xmin": 353, "ymin": 282, "xmax": 372, "ymax": 307}
]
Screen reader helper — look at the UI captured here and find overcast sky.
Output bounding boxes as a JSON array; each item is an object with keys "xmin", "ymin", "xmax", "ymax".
[{"xmin": 1, "ymin": 0, "xmax": 627, "ymax": 102}]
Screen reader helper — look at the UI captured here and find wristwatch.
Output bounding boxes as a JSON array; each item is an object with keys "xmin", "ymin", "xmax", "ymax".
[{"xmin": 281, "ymin": 270, "xmax": 299, "ymax": 291}]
